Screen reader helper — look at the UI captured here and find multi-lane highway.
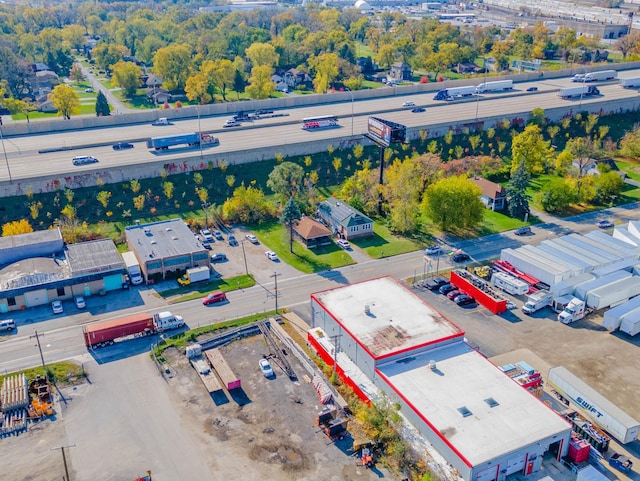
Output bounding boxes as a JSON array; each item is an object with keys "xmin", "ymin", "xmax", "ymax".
[{"xmin": 2, "ymin": 70, "xmax": 640, "ymax": 183}]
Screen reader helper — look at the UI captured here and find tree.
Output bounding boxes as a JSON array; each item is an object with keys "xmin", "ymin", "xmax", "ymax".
[
  {"xmin": 92, "ymin": 43, "xmax": 127, "ymax": 72},
  {"xmin": 245, "ymin": 65, "xmax": 275, "ymax": 100},
  {"xmin": 232, "ymin": 69, "xmax": 246, "ymax": 100},
  {"xmin": 595, "ymin": 171, "xmax": 624, "ymax": 204},
  {"xmin": 339, "ymin": 166, "xmax": 380, "ymax": 216},
  {"xmin": 111, "ymin": 61, "xmax": 142, "ymax": 99},
  {"xmin": 281, "ymin": 197, "xmax": 301, "ymax": 253},
  {"xmin": 95, "ymin": 91, "xmax": 110, "ymax": 117},
  {"xmin": 619, "ymin": 125, "xmax": 640, "ymax": 159},
  {"xmin": 245, "ymin": 42, "xmax": 279, "ymax": 67},
  {"xmin": 267, "ymin": 161, "xmax": 305, "ymax": 201},
  {"xmin": 528, "ymin": 107, "xmax": 546, "ymax": 127},
  {"xmin": 185, "ymin": 73, "xmax": 213, "ymax": 104},
  {"xmin": 615, "ymin": 31, "xmax": 640, "ymax": 59},
  {"xmin": 566, "ymin": 137, "xmax": 597, "ymax": 177},
  {"xmin": 308, "ymin": 52, "xmax": 339, "ymax": 94},
  {"xmin": 209, "ymin": 59, "xmax": 236, "ymax": 102},
  {"xmin": 222, "ymin": 184, "xmax": 276, "ymax": 224},
  {"xmin": 2, "ymin": 219, "xmax": 33, "ymax": 236},
  {"xmin": 510, "ymin": 124, "xmax": 552, "ymax": 175},
  {"xmin": 69, "ymin": 63, "xmax": 85, "ymax": 83},
  {"xmin": 153, "ymin": 44, "xmax": 192, "ymax": 91},
  {"xmin": 381, "ymin": 159, "xmax": 423, "ymax": 233},
  {"xmin": 505, "ymin": 163, "xmax": 531, "ymax": 220},
  {"xmin": 50, "ymin": 84, "xmax": 80, "ymax": 119},
  {"xmin": 0, "ymin": 90, "xmax": 37, "ymax": 123},
  {"xmin": 541, "ymin": 179, "xmax": 577, "ymax": 213},
  {"xmin": 422, "ymin": 175, "xmax": 484, "ymax": 232}
]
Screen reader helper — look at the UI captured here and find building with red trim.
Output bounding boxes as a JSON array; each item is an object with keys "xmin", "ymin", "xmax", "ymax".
[{"xmin": 309, "ymin": 276, "xmax": 571, "ymax": 481}]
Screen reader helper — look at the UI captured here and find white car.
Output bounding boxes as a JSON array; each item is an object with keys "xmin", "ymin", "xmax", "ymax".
[
  {"xmin": 200, "ymin": 229, "xmax": 214, "ymax": 243},
  {"xmin": 51, "ymin": 300, "xmax": 63, "ymax": 314},
  {"xmin": 259, "ymin": 358, "xmax": 274, "ymax": 378},
  {"xmin": 74, "ymin": 296, "xmax": 86, "ymax": 309},
  {"xmin": 336, "ymin": 239, "xmax": 350, "ymax": 249},
  {"xmin": 246, "ymin": 234, "xmax": 258, "ymax": 244},
  {"xmin": 402, "ymin": 101, "xmax": 415, "ymax": 107},
  {"xmin": 265, "ymin": 251, "xmax": 279, "ymax": 261},
  {"xmin": 424, "ymin": 246, "xmax": 442, "ymax": 256}
]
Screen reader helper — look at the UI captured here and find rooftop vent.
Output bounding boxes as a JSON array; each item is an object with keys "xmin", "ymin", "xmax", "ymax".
[
  {"xmin": 166, "ymin": 227, "xmax": 172, "ymax": 231},
  {"xmin": 172, "ymin": 236, "xmax": 178, "ymax": 240},
  {"xmin": 364, "ymin": 304, "xmax": 370, "ymax": 314},
  {"xmin": 457, "ymin": 406, "xmax": 472, "ymax": 418},
  {"xmin": 428, "ymin": 360, "xmax": 437, "ymax": 370},
  {"xmin": 484, "ymin": 398, "xmax": 499, "ymax": 408},
  {"xmin": 150, "ymin": 240, "xmax": 157, "ymax": 244},
  {"xmin": 143, "ymin": 228, "xmax": 152, "ymax": 236}
]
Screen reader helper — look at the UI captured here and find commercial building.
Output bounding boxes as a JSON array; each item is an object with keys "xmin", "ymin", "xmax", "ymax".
[
  {"xmin": 0, "ymin": 228, "xmax": 125, "ymax": 312},
  {"xmin": 125, "ymin": 218, "xmax": 209, "ymax": 282},
  {"xmin": 309, "ymin": 276, "xmax": 571, "ymax": 481}
]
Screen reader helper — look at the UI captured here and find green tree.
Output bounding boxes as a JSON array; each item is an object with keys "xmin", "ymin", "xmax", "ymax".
[
  {"xmin": 222, "ymin": 184, "xmax": 275, "ymax": 224},
  {"xmin": 50, "ymin": 84, "xmax": 80, "ymax": 120},
  {"xmin": 595, "ymin": 171, "xmax": 624, "ymax": 204},
  {"xmin": 382, "ymin": 159, "xmax": 422, "ymax": 233},
  {"xmin": 528, "ymin": 107, "xmax": 546, "ymax": 127},
  {"xmin": 339, "ymin": 166, "xmax": 380, "ymax": 216},
  {"xmin": 422, "ymin": 175, "xmax": 484, "ymax": 232},
  {"xmin": 92, "ymin": 43, "xmax": 127, "ymax": 72},
  {"xmin": 95, "ymin": 91, "xmax": 110, "ymax": 117},
  {"xmin": 541, "ymin": 180, "xmax": 577, "ymax": 213},
  {"xmin": 111, "ymin": 61, "xmax": 142, "ymax": 99},
  {"xmin": 505, "ymin": 163, "xmax": 531, "ymax": 220},
  {"xmin": 153, "ymin": 44, "xmax": 192, "ymax": 91},
  {"xmin": 280, "ymin": 197, "xmax": 302, "ymax": 253},
  {"xmin": 511, "ymin": 124, "xmax": 552, "ymax": 175},
  {"xmin": 232, "ymin": 69, "xmax": 247, "ymax": 100},
  {"xmin": 245, "ymin": 42, "xmax": 279, "ymax": 67},
  {"xmin": 245, "ymin": 65, "xmax": 275, "ymax": 100},
  {"xmin": 619, "ymin": 126, "xmax": 640, "ymax": 159},
  {"xmin": 566, "ymin": 137, "xmax": 597, "ymax": 177},
  {"xmin": 267, "ymin": 161, "xmax": 305, "ymax": 201},
  {"xmin": 0, "ymin": 90, "xmax": 37, "ymax": 123}
]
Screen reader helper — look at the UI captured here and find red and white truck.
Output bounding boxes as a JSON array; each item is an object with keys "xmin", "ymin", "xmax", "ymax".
[{"xmin": 83, "ymin": 311, "xmax": 184, "ymax": 348}]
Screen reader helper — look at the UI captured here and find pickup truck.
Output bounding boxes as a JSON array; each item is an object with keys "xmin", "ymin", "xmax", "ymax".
[{"xmin": 609, "ymin": 453, "xmax": 632, "ymax": 473}]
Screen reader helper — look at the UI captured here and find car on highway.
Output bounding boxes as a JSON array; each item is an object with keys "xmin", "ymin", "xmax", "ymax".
[
  {"xmin": 447, "ymin": 289, "xmax": 463, "ymax": 300},
  {"xmin": 426, "ymin": 277, "xmax": 448, "ymax": 291},
  {"xmin": 246, "ymin": 234, "xmax": 258, "ymax": 243},
  {"xmin": 210, "ymin": 252, "xmax": 227, "ymax": 262},
  {"xmin": 265, "ymin": 251, "xmax": 279, "ymax": 261},
  {"xmin": 51, "ymin": 300, "xmax": 63, "ymax": 314},
  {"xmin": 411, "ymin": 107, "xmax": 426, "ymax": 113},
  {"xmin": 74, "ymin": 296, "xmax": 86, "ymax": 309},
  {"xmin": 202, "ymin": 290, "xmax": 227, "ymax": 305},
  {"xmin": 336, "ymin": 239, "xmax": 350, "ymax": 249},
  {"xmin": 112, "ymin": 142, "xmax": 134, "ymax": 150},
  {"xmin": 402, "ymin": 101, "xmax": 416, "ymax": 107},
  {"xmin": 439, "ymin": 284, "xmax": 456, "ymax": 295},
  {"xmin": 455, "ymin": 294, "xmax": 476, "ymax": 306},
  {"xmin": 526, "ymin": 86, "xmax": 538, "ymax": 92},
  {"xmin": 452, "ymin": 253, "xmax": 471, "ymax": 263},
  {"xmin": 514, "ymin": 226, "xmax": 532, "ymax": 236},
  {"xmin": 597, "ymin": 220, "xmax": 614, "ymax": 229},
  {"xmin": 424, "ymin": 246, "xmax": 441, "ymax": 256},
  {"xmin": 72, "ymin": 155, "xmax": 99, "ymax": 166},
  {"xmin": 223, "ymin": 120, "xmax": 241, "ymax": 128},
  {"xmin": 259, "ymin": 358, "xmax": 274, "ymax": 378}
]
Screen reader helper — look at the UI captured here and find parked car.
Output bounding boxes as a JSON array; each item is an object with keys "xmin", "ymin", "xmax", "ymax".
[
  {"xmin": 411, "ymin": 107, "xmax": 426, "ymax": 113},
  {"xmin": 514, "ymin": 226, "xmax": 532, "ymax": 236},
  {"xmin": 455, "ymin": 294, "xmax": 476, "ymax": 306},
  {"xmin": 426, "ymin": 277, "xmax": 448, "ymax": 291},
  {"xmin": 402, "ymin": 101, "xmax": 415, "ymax": 107},
  {"xmin": 452, "ymin": 253, "xmax": 471, "ymax": 263},
  {"xmin": 424, "ymin": 246, "xmax": 441, "ymax": 256},
  {"xmin": 112, "ymin": 142, "xmax": 134, "ymax": 150},
  {"xmin": 51, "ymin": 300, "xmax": 63, "ymax": 314},
  {"xmin": 84, "ymin": 88, "xmax": 94, "ymax": 93},
  {"xmin": 336, "ymin": 239, "xmax": 350, "ymax": 249},
  {"xmin": 439, "ymin": 284, "xmax": 456, "ymax": 295},
  {"xmin": 74, "ymin": 296, "xmax": 86, "ymax": 309},
  {"xmin": 526, "ymin": 86, "xmax": 538, "ymax": 92},
  {"xmin": 597, "ymin": 220, "xmax": 614, "ymax": 229},
  {"xmin": 213, "ymin": 230, "xmax": 224, "ymax": 240},
  {"xmin": 200, "ymin": 229, "xmax": 214, "ymax": 243},
  {"xmin": 202, "ymin": 290, "xmax": 227, "ymax": 305},
  {"xmin": 265, "ymin": 251, "xmax": 279, "ymax": 261},
  {"xmin": 447, "ymin": 289, "xmax": 463, "ymax": 300},
  {"xmin": 259, "ymin": 358, "xmax": 274, "ymax": 378},
  {"xmin": 246, "ymin": 234, "xmax": 258, "ymax": 244},
  {"xmin": 228, "ymin": 234, "xmax": 238, "ymax": 246},
  {"xmin": 210, "ymin": 253, "xmax": 227, "ymax": 262}
]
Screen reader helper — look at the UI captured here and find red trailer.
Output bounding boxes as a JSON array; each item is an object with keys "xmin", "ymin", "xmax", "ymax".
[{"xmin": 83, "ymin": 312, "xmax": 155, "ymax": 348}]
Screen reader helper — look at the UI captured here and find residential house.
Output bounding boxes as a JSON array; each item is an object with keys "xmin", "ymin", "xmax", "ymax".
[
  {"xmin": 470, "ymin": 177, "xmax": 506, "ymax": 211},
  {"xmin": 284, "ymin": 68, "xmax": 311, "ymax": 89},
  {"xmin": 456, "ymin": 62, "xmax": 480, "ymax": 74},
  {"xmin": 293, "ymin": 217, "xmax": 333, "ymax": 249},
  {"xmin": 317, "ymin": 197, "xmax": 374, "ymax": 240},
  {"xmin": 389, "ymin": 62, "xmax": 412, "ymax": 81},
  {"xmin": 146, "ymin": 87, "xmax": 171, "ymax": 105},
  {"xmin": 573, "ymin": 158, "xmax": 625, "ymax": 179}
]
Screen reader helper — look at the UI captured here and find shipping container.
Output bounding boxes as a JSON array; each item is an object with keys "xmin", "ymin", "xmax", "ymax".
[
  {"xmin": 548, "ymin": 366, "xmax": 640, "ymax": 444},
  {"xmin": 620, "ymin": 76, "xmax": 640, "ymax": 88},
  {"xmin": 575, "ymin": 270, "xmax": 631, "ymax": 300},
  {"xmin": 500, "ymin": 248, "xmax": 569, "ymax": 286},
  {"xmin": 541, "ymin": 240, "xmax": 601, "ymax": 269},
  {"xmin": 551, "ymin": 273, "xmax": 595, "ymax": 298},
  {"xmin": 619, "ymin": 309, "xmax": 640, "ymax": 336},
  {"xmin": 83, "ymin": 312, "xmax": 155, "ymax": 347},
  {"xmin": 585, "ymin": 277, "xmax": 640, "ymax": 310},
  {"xmin": 602, "ymin": 297, "xmax": 640, "ymax": 330},
  {"xmin": 591, "ymin": 258, "xmax": 638, "ymax": 278}
]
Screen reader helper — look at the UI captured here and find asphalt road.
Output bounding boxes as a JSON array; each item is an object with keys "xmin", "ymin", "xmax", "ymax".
[{"xmin": 2, "ymin": 70, "xmax": 640, "ymax": 182}]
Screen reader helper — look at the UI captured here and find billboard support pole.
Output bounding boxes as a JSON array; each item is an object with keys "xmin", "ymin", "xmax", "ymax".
[{"xmin": 378, "ymin": 145, "xmax": 385, "ymax": 214}]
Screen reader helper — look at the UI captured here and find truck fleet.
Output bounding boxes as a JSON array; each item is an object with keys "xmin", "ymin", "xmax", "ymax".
[
  {"xmin": 558, "ymin": 85, "xmax": 600, "ymax": 99},
  {"xmin": 82, "ymin": 311, "xmax": 185, "ymax": 348}
]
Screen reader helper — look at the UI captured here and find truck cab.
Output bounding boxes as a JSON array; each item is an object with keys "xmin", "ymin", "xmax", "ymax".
[
  {"xmin": 153, "ymin": 311, "xmax": 185, "ymax": 331},
  {"xmin": 558, "ymin": 298, "xmax": 587, "ymax": 324}
]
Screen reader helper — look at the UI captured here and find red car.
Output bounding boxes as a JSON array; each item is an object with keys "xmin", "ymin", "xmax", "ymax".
[
  {"xmin": 202, "ymin": 290, "xmax": 227, "ymax": 305},
  {"xmin": 447, "ymin": 289, "xmax": 463, "ymax": 300}
]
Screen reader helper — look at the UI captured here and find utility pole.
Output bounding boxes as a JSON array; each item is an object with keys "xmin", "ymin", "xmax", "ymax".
[
  {"xmin": 51, "ymin": 444, "xmax": 75, "ymax": 481},
  {"xmin": 201, "ymin": 201, "xmax": 210, "ymax": 229},
  {"xmin": 270, "ymin": 271, "xmax": 281, "ymax": 313},
  {"xmin": 240, "ymin": 239, "xmax": 249, "ymax": 275},
  {"xmin": 30, "ymin": 330, "xmax": 46, "ymax": 371}
]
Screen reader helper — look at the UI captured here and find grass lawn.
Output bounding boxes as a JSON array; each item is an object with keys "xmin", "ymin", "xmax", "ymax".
[
  {"xmin": 251, "ymin": 221, "xmax": 355, "ymax": 273},
  {"xmin": 161, "ymin": 274, "xmax": 255, "ymax": 303},
  {"xmin": 478, "ymin": 209, "xmax": 529, "ymax": 234},
  {"xmin": 0, "ymin": 361, "xmax": 85, "ymax": 386},
  {"xmin": 353, "ymin": 222, "xmax": 421, "ymax": 259},
  {"xmin": 615, "ymin": 158, "xmax": 640, "ymax": 182}
]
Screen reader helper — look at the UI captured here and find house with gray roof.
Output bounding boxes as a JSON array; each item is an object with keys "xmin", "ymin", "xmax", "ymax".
[{"xmin": 317, "ymin": 197, "xmax": 373, "ymax": 240}]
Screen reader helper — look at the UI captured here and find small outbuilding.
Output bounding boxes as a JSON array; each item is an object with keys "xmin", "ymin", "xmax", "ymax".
[{"xmin": 293, "ymin": 217, "xmax": 333, "ymax": 249}]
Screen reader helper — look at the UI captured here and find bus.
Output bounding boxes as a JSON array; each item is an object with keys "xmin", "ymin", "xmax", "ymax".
[{"xmin": 301, "ymin": 115, "xmax": 339, "ymax": 130}]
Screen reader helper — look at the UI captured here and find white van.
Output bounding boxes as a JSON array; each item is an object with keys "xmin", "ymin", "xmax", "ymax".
[
  {"xmin": 72, "ymin": 155, "xmax": 99, "ymax": 166},
  {"xmin": 0, "ymin": 319, "xmax": 16, "ymax": 331}
]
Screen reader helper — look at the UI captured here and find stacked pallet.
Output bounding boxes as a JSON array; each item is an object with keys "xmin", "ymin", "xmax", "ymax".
[{"xmin": 1, "ymin": 373, "xmax": 29, "ymax": 413}]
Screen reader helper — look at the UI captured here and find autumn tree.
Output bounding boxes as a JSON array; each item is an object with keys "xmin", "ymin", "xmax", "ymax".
[
  {"xmin": 92, "ymin": 43, "xmax": 127, "ymax": 72},
  {"xmin": 69, "ymin": 63, "xmax": 84, "ymax": 83},
  {"xmin": 595, "ymin": 171, "xmax": 624, "ymax": 204},
  {"xmin": 422, "ymin": 175, "xmax": 484, "ymax": 232},
  {"xmin": 619, "ymin": 126, "xmax": 640, "ymax": 159},
  {"xmin": 339, "ymin": 166, "xmax": 380, "ymax": 216},
  {"xmin": 111, "ymin": 61, "xmax": 142, "ymax": 99},
  {"xmin": 222, "ymin": 184, "xmax": 275, "ymax": 224},
  {"xmin": 245, "ymin": 42, "xmax": 279, "ymax": 67},
  {"xmin": 50, "ymin": 84, "xmax": 80, "ymax": 119},
  {"xmin": 2, "ymin": 219, "xmax": 33, "ymax": 236},
  {"xmin": 0, "ymin": 89, "xmax": 37, "ymax": 123},
  {"xmin": 510, "ymin": 124, "xmax": 552, "ymax": 175},
  {"xmin": 541, "ymin": 179, "xmax": 577, "ymax": 213},
  {"xmin": 245, "ymin": 64, "xmax": 275, "ymax": 100},
  {"xmin": 153, "ymin": 44, "xmax": 192, "ymax": 91},
  {"xmin": 267, "ymin": 161, "xmax": 305, "ymax": 201},
  {"xmin": 381, "ymin": 158, "xmax": 422, "ymax": 233}
]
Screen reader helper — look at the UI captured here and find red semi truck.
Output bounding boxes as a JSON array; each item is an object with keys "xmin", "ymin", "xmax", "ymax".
[{"xmin": 83, "ymin": 311, "xmax": 184, "ymax": 348}]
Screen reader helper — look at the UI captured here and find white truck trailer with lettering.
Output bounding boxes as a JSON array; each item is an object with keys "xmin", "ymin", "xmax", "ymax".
[{"xmin": 547, "ymin": 366, "xmax": 640, "ymax": 444}]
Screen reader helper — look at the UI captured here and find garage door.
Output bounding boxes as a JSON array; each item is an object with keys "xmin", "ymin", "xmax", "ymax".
[
  {"xmin": 506, "ymin": 455, "xmax": 526, "ymax": 475},
  {"xmin": 24, "ymin": 289, "xmax": 49, "ymax": 307},
  {"xmin": 475, "ymin": 466, "xmax": 498, "ymax": 481},
  {"xmin": 103, "ymin": 274, "xmax": 124, "ymax": 291}
]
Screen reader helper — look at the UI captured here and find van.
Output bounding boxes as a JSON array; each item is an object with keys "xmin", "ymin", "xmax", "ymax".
[
  {"xmin": 72, "ymin": 155, "xmax": 99, "ymax": 166},
  {"xmin": 0, "ymin": 319, "xmax": 16, "ymax": 331}
]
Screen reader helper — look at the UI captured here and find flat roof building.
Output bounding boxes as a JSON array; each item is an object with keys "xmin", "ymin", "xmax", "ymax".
[{"xmin": 309, "ymin": 276, "xmax": 571, "ymax": 481}]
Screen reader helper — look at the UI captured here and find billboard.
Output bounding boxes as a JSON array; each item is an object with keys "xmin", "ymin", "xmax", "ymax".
[{"xmin": 367, "ymin": 117, "xmax": 392, "ymax": 146}]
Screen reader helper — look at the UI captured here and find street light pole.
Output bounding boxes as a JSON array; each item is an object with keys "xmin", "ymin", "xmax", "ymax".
[
  {"xmin": 196, "ymin": 107, "xmax": 202, "ymax": 159},
  {"xmin": 0, "ymin": 125, "xmax": 11, "ymax": 184},
  {"xmin": 475, "ymin": 57, "xmax": 487, "ymax": 122},
  {"xmin": 345, "ymin": 87, "xmax": 354, "ymax": 137}
]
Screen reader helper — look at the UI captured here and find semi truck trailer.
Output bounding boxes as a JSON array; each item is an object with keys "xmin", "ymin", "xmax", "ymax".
[
  {"xmin": 620, "ymin": 77, "xmax": 640, "ymax": 88},
  {"xmin": 433, "ymin": 86, "xmax": 477, "ymax": 100},
  {"xmin": 583, "ymin": 70, "xmax": 617, "ymax": 82},
  {"xmin": 558, "ymin": 85, "xmax": 600, "ymax": 99},
  {"xmin": 83, "ymin": 311, "xmax": 185, "ymax": 348},
  {"xmin": 146, "ymin": 132, "xmax": 219, "ymax": 151},
  {"xmin": 474, "ymin": 80, "xmax": 513, "ymax": 93}
]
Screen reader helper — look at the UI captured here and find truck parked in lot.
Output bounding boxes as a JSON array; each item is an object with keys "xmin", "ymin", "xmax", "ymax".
[
  {"xmin": 558, "ymin": 298, "xmax": 591, "ymax": 323},
  {"xmin": 122, "ymin": 251, "xmax": 143, "ymax": 285},
  {"xmin": 146, "ymin": 132, "xmax": 219, "ymax": 151},
  {"xmin": 177, "ymin": 266, "xmax": 210, "ymax": 286},
  {"xmin": 433, "ymin": 86, "xmax": 477, "ymax": 101},
  {"xmin": 620, "ymin": 77, "xmax": 640, "ymax": 88},
  {"xmin": 475, "ymin": 80, "xmax": 513, "ymax": 93},
  {"xmin": 558, "ymin": 85, "xmax": 600, "ymax": 99},
  {"xmin": 83, "ymin": 311, "xmax": 185, "ymax": 348},
  {"xmin": 522, "ymin": 290, "xmax": 553, "ymax": 315},
  {"xmin": 583, "ymin": 70, "xmax": 617, "ymax": 82},
  {"xmin": 491, "ymin": 272, "xmax": 529, "ymax": 295}
]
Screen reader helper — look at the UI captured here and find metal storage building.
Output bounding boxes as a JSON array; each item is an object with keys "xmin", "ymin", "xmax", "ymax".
[
  {"xmin": 592, "ymin": 258, "xmax": 638, "ymax": 278},
  {"xmin": 522, "ymin": 245, "xmax": 585, "ymax": 273},
  {"xmin": 566, "ymin": 234, "xmax": 628, "ymax": 261},
  {"xmin": 551, "ymin": 238, "xmax": 613, "ymax": 265},
  {"xmin": 612, "ymin": 226, "xmax": 640, "ymax": 246},
  {"xmin": 551, "ymin": 273, "xmax": 595, "ymax": 298},
  {"xmin": 310, "ymin": 277, "xmax": 571, "ymax": 481}
]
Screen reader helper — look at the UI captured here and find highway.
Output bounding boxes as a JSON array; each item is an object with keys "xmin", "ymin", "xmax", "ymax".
[{"xmin": 2, "ymin": 70, "xmax": 640, "ymax": 183}]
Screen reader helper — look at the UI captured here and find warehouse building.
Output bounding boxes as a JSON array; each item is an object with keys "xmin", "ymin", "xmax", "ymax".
[
  {"xmin": 309, "ymin": 276, "xmax": 571, "ymax": 481},
  {"xmin": 125, "ymin": 218, "xmax": 209, "ymax": 282},
  {"xmin": 0, "ymin": 228, "xmax": 125, "ymax": 312}
]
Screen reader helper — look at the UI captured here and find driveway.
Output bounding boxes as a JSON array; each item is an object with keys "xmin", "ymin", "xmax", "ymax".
[{"xmin": 78, "ymin": 63, "xmax": 129, "ymax": 115}]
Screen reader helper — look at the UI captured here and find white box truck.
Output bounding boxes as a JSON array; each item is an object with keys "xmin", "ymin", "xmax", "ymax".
[
  {"xmin": 620, "ymin": 77, "xmax": 640, "ymax": 88},
  {"xmin": 122, "ymin": 251, "xmax": 143, "ymax": 285},
  {"xmin": 475, "ymin": 80, "xmax": 513, "ymax": 93},
  {"xmin": 522, "ymin": 290, "xmax": 553, "ymax": 315},
  {"xmin": 177, "ymin": 266, "xmax": 210, "ymax": 286}
]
